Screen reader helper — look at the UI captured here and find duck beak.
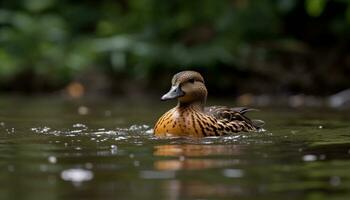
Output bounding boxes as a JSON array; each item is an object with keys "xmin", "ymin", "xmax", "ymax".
[{"xmin": 161, "ymin": 85, "xmax": 185, "ymax": 101}]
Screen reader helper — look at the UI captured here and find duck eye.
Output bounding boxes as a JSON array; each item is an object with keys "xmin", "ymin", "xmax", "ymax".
[{"xmin": 189, "ymin": 78, "xmax": 195, "ymax": 83}]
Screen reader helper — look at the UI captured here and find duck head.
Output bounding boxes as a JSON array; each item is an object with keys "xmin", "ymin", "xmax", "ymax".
[{"xmin": 161, "ymin": 71, "xmax": 208, "ymax": 106}]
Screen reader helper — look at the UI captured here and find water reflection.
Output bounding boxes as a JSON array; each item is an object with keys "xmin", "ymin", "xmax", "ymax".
[
  {"xmin": 304, "ymin": 142, "xmax": 350, "ymax": 161},
  {"xmin": 162, "ymin": 180, "xmax": 246, "ymax": 200},
  {"xmin": 154, "ymin": 144, "xmax": 242, "ymax": 170},
  {"xmin": 1, "ymin": 97, "xmax": 350, "ymax": 199},
  {"xmin": 154, "ymin": 144, "xmax": 243, "ymax": 157}
]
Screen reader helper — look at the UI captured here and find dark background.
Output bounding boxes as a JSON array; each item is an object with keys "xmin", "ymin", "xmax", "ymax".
[{"xmin": 0, "ymin": 0, "xmax": 349, "ymax": 98}]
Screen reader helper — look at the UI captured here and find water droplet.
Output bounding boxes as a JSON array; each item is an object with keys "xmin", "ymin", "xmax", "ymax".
[
  {"xmin": 73, "ymin": 123, "xmax": 87, "ymax": 128},
  {"xmin": 302, "ymin": 154, "xmax": 317, "ymax": 162},
  {"xmin": 48, "ymin": 156, "xmax": 57, "ymax": 164},
  {"xmin": 78, "ymin": 106, "xmax": 89, "ymax": 115},
  {"xmin": 31, "ymin": 126, "xmax": 51, "ymax": 134},
  {"xmin": 61, "ymin": 169, "xmax": 94, "ymax": 185}
]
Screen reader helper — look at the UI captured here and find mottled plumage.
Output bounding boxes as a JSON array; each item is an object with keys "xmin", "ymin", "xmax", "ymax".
[{"xmin": 154, "ymin": 71, "xmax": 264, "ymax": 137}]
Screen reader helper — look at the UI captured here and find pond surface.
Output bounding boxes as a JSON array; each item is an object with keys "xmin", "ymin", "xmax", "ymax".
[{"xmin": 0, "ymin": 96, "xmax": 350, "ymax": 200}]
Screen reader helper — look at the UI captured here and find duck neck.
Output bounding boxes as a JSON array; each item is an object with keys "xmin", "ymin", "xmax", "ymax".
[{"xmin": 178, "ymin": 101, "xmax": 205, "ymax": 111}]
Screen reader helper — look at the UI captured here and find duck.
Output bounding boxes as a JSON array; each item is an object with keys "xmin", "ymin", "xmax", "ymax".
[{"xmin": 154, "ymin": 70, "xmax": 264, "ymax": 137}]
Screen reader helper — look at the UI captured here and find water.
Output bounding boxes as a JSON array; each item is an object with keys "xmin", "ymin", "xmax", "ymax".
[{"xmin": 0, "ymin": 97, "xmax": 350, "ymax": 200}]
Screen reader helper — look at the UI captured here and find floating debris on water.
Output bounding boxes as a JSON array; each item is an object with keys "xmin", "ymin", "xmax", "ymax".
[
  {"xmin": 61, "ymin": 169, "xmax": 94, "ymax": 185},
  {"xmin": 302, "ymin": 154, "xmax": 317, "ymax": 162},
  {"xmin": 66, "ymin": 81, "xmax": 85, "ymax": 99}
]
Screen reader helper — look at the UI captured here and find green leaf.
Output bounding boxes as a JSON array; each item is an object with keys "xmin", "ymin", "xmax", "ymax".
[{"xmin": 305, "ymin": 0, "xmax": 326, "ymax": 17}]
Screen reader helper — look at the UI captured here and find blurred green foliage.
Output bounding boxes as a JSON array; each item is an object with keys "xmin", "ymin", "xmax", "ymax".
[{"xmin": 0, "ymin": 0, "xmax": 349, "ymax": 94}]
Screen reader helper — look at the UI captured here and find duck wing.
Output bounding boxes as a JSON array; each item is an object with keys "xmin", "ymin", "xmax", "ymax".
[{"xmin": 204, "ymin": 106, "xmax": 264, "ymax": 128}]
